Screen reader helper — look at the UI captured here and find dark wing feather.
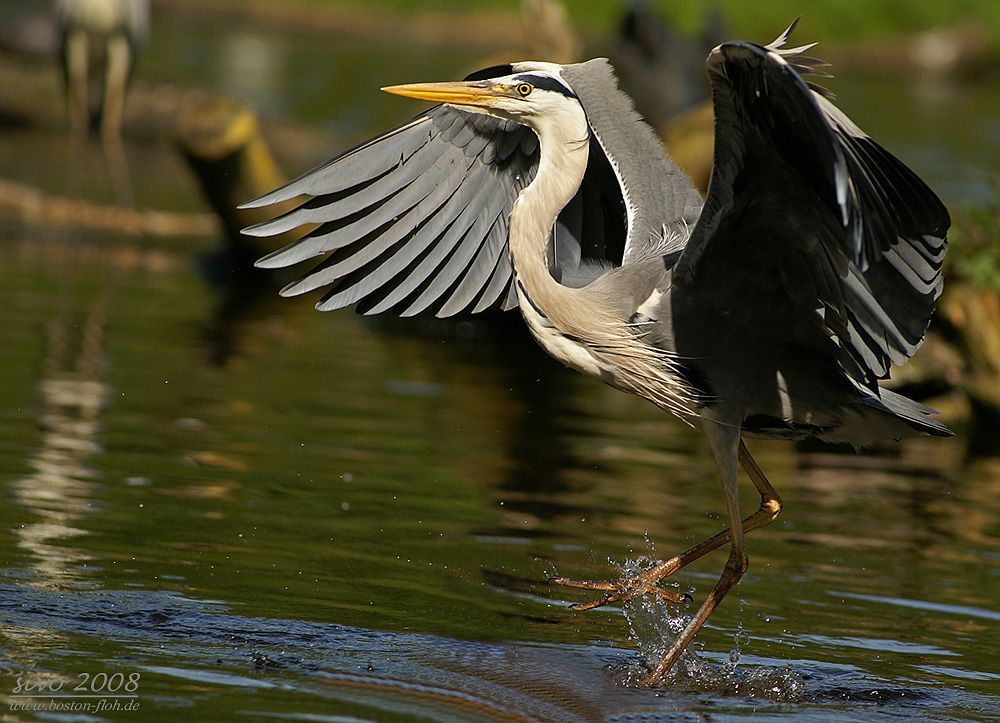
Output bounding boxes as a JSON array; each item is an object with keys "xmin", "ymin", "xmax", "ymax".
[
  {"xmin": 244, "ymin": 105, "xmax": 538, "ymax": 317},
  {"xmin": 675, "ymin": 33, "xmax": 949, "ymax": 388}
]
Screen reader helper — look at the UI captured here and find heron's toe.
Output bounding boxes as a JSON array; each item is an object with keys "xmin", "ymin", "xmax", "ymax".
[{"xmin": 553, "ymin": 568, "xmax": 685, "ymax": 610}]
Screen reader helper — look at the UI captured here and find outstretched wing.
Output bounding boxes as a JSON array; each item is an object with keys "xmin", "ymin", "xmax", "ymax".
[
  {"xmin": 244, "ymin": 60, "xmax": 702, "ymax": 316},
  {"xmin": 243, "ymin": 100, "xmax": 539, "ymax": 317},
  {"xmin": 675, "ymin": 21, "xmax": 949, "ymax": 388},
  {"xmin": 560, "ymin": 59, "xmax": 703, "ymax": 266}
]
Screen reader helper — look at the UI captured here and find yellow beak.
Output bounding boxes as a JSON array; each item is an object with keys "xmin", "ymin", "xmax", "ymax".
[{"xmin": 381, "ymin": 81, "xmax": 507, "ymax": 108}]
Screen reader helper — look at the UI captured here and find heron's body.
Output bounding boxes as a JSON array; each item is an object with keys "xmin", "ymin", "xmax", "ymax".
[
  {"xmin": 57, "ymin": 0, "xmax": 143, "ymax": 35},
  {"xmin": 243, "ymin": 23, "xmax": 950, "ymax": 684}
]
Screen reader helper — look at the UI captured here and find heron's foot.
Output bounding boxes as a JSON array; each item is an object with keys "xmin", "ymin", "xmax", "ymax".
[{"xmin": 551, "ymin": 559, "xmax": 689, "ymax": 611}]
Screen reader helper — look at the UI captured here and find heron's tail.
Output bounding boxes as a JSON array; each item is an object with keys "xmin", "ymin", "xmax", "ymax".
[{"xmin": 864, "ymin": 387, "xmax": 953, "ymax": 438}]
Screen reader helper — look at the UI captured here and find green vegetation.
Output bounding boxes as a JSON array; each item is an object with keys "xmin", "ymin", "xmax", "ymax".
[
  {"xmin": 290, "ymin": 0, "xmax": 1000, "ymax": 48},
  {"xmin": 644, "ymin": 0, "xmax": 1000, "ymax": 46},
  {"xmin": 952, "ymin": 204, "xmax": 1000, "ymax": 294}
]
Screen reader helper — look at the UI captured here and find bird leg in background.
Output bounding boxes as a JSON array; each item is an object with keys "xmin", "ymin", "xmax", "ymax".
[
  {"xmin": 102, "ymin": 34, "xmax": 135, "ymax": 207},
  {"xmin": 552, "ymin": 438, "xmax": 782, "ymax": 680},
  {"xmin": 64, "ymin": 28, "xmax": 90, "ymax": 201}
]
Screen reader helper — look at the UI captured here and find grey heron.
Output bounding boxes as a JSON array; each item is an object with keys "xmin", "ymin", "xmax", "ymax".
[
  {"xmin": 241, "ymin": 21, "xmax": 951, "ymax": 685},
  {"xmin": 56, "ymin": 0, "xmax": 149, "ymax": 205}
]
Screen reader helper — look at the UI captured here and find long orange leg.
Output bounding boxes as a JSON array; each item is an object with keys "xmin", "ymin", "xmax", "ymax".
[
  {"xmin": 552, "ymin": 433, "xmax": 782, "ymax": 684},
  {"xmin": 553, "ymin": 439, "xmax": 781, "ymax": 607}
]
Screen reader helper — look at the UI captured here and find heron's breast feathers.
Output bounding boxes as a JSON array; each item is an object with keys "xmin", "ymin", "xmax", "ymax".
[{"xmin": 515, "ymin": 276, "xmax": 699, "ymax": 420}]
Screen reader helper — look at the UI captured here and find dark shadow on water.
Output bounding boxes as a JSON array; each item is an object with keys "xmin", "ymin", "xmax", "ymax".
[{"xmin": 197, "ymin": 244, "xmax": 284, "ymax": 367}]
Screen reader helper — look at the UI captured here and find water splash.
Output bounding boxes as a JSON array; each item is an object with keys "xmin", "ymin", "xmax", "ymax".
[{"xmin": 611, "ymin": 557, "xmax": 806, "ymax": 702}]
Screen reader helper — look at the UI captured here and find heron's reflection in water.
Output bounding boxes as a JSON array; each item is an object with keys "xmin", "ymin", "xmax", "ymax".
[{"xmin": 10, "ymin": 245, "xmax": 117, "ymax": 590}]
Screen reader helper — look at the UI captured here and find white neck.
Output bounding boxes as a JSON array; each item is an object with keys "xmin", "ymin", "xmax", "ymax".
[
  {"xmin": 508, "ymin": 101, "xmax": 590, "ymax": 331},
  {"xmin": 504, "ymin": 96, "xmax": 698, "ymax": 417}
]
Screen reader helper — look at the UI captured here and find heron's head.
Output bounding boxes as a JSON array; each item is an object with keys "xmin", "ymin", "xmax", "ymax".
[{"xmin": 383, "ymin": 63, "xmax": 583, "ymax": 132}]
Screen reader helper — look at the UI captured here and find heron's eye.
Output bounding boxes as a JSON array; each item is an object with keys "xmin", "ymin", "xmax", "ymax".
[{"xmin": 516, "ymin": 83, "xmax": 532, "ymax": 97}]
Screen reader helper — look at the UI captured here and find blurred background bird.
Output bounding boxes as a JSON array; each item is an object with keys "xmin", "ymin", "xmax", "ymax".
[{"xmin": 56, "ymin": 0, "xmax": 149, "ymax": 206}]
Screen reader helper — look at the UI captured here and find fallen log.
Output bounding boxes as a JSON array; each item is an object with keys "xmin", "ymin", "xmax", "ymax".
[{"xmin": 0, "ymin": 175, "xmax": 218, "ymax": 237}]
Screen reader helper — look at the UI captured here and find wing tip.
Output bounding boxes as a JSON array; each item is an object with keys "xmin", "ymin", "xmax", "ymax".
[
  {"xmin": 242, "ymin": 214, "xmax": 301, "ymax": 239},
  {"xmin": 254, "ymin": 253, "xmax": 285, "ymax": 270},
  {"xmin": 237, "ymin": 196, "xmax": 268, "ymax": 211},
  {"xmin": 766, "ymin": 16, "xmax": 803, "ymax": 51},
  {"xmin": 242, "ymin": 221, "xmax": 274, "ymax": 239},
  {"xmin": 238, "ymin": 187, "xmax": 304, "ymax": 211}
]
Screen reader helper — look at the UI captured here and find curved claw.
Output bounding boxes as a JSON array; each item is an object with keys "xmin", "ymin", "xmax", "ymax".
[
  {"xmin": 658, "ymin": 588, "xmax": 691, "ymax": 605},
  {"xmin": 570, "ymin": 597, "xmax": 612, "ymax": 611}
]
